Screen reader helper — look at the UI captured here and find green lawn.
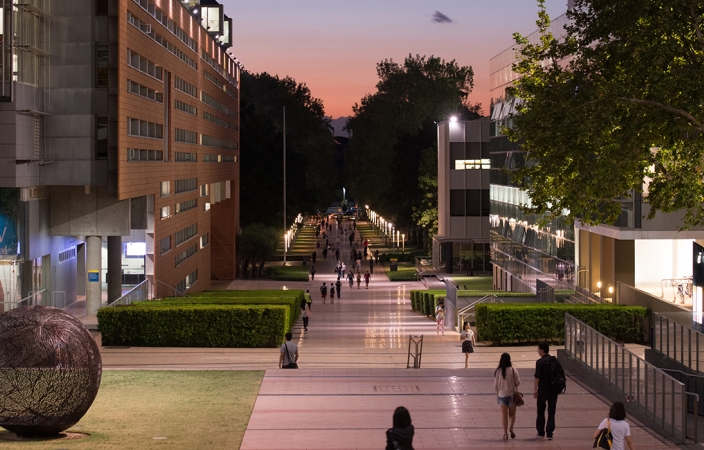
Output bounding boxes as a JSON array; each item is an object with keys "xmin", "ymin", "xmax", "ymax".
[
  {"xmin": 449, "ymin": 276, "xmax": 493, "ymax": 290},
  {"xmin": 264, "ymin": 264, "xmax": 311, "ymax": 281},
  {"xmin": 0, "ymin": 370, "xmax": 263, "ymax": 449},
  {"xmin": 383, "ymin": 262, "xmax": 418, "ymax": 281}
]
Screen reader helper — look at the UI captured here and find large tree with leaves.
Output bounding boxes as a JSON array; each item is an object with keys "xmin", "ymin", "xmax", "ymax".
[
  {"xmin": 509, "ymin": 0, "xmax": 704, "ymax": 228},
  {"xmin": 345, "ymin": 54, "xmax": 480, "ymax": 232},
  {"xmin": 240, "ymin": 72, "xmax": 335, "ymax": 228}
]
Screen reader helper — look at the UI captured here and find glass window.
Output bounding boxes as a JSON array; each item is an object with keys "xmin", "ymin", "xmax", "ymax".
[
  {"xmin": 466, "ymin": 189, "xmax": 481, "ymax": 217},
  {"xmin": 450, "ymin": 190, "xmax": 464, "ymax": 217},
  {"xmin": 96, "ymin": 44, "xmax": 109, "ymax": 87},
  {"xmin": 96, "ymin": 0, "xmax": 108, "ymax": 16},
  {"xmin": 96, "ymin": 115, "xmax": 108, "ymax": 159},
  {"xmin": 161, "ymin": 181, "xmax": 170, "ymax": 197}
]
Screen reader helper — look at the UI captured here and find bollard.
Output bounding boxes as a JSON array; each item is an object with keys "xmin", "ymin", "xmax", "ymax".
[{"xmin": 407, "ymin": 335, "xmax": 424, "ymax": 369}]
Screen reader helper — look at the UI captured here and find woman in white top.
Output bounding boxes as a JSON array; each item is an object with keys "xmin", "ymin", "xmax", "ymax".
[
  {"xmin": 493, "ymin": 353, "xmax": 520, "ymax": 440},
  {"xmin": 435, "ymin": 300, "xmax": 445, "ymax": 336},
  {"xmin": 460, "ymin": 322, "xmax": 476, "ymax": 368},
  {"xmin": 593, "ymin": 402, "xmax": 634, "ymax": 450}
]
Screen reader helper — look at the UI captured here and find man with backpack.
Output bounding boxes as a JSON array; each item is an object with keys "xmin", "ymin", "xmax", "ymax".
[
  {"xmin": 533, "ymin": 342, "xmax": 565, "ymax": 440},
  {"xmin": 320, "ymin": 282, "xmax": 328, "ymax": 304}
]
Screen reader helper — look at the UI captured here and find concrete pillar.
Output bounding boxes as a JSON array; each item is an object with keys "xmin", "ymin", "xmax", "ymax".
[
  {"xmin": 107, "ymin": 235, "xmax": 122, "ymax": 304},
  {"xmin": 20, "ymin": 260, "xmax": 33, "ymax": 300},
  {"xmin": 86, "ymin": 236, "xmax": 102, "ymax": 315}
]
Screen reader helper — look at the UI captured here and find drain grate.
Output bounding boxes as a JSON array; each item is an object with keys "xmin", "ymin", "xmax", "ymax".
[{"xmin": 373, "ymin": 386, "xmax": 420, "ymax": 392}]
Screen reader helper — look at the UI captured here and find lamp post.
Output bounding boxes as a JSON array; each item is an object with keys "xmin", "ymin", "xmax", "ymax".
[
  {"xmin": 402, "ymin": 233, "xmax": 405, "ymax": 253},
  {"xmin": 283, "ymin": 106, "xmax": 287, "ymax": 264}
]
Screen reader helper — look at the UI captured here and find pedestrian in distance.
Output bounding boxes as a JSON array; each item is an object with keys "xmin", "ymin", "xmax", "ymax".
[
  {"xmin": 356, "ymin": 258, "xmax": 362, "ymax": 272},
  {"xmin": 364, "ymin": 270, "xmax": 371, "ymax": 289},
  {"xmin": 348, "ymin": 271, "xmax": 355, "ymax": 288},
  {"xmin": 335, "ymin": 279, "xmax": 342, "ymax": 299},
  {"xmin": 435, "ymin": 300, "xmax": 445, "ymax": 335},
  {"xmin": 300, "ymin": 298, "xmax": 310, "ymax": 331},
  {"xmin": 320, "ymin": 282, "xmax": 328, "ymax": 304},
  {"xmin": 494, "ymin": 353, "xmax": 520, "ymax": 440},
  {"xmin": 593, "ymin": 402, "xmax": 635, "ymax": 450},
  {"xmin": 385, "ymin": 406, "xmax": 414, "ymax": 450},
  {"xmin": 305, "ymin": 289, "xmax": 312, "ymax": 310},
  {"xmin": 341, "ymin": 262, "xmax": 346, "ymax": 278},
  {"xmin": 279, "ymin": 332, "xmax": 298, "ymax": 369},
  {"xmin": 370, "ymin": 257, "xmax": 375, "ymax": 274},
  {"xmin": 311, "ymin": 250, "xmax": 317, "ymax": 264},
  {"xmin": 309, "ymin": 265, "xmax": 316, "ymax": 281},
  {"xmin": 374, "ymin": 249, "xmax": 380, "ymax": 262},
  {"xmin": 534, "ymin": 342, "xmax": 559, "ymax": 440},
  {"xmin": 322, "ymin": 247, "xmax": 328, "ymax": 260},
  {"xmin": 460, "ymin": 322, "xmax": 476, "ymax": 367},
  {"xmin": 356, "ymin": 272, "xmax": 362, "ymax": 289},
  {"xmin": 335, "ymin": 248, "xmax": 340, "ymax": 260},
  {"xmin": 316, "ymin": 240, "xmax": 320, "ymax": 249},
  {"xmin": 330, "ymin": 282, "xmax": 335, "ymax": 304}
]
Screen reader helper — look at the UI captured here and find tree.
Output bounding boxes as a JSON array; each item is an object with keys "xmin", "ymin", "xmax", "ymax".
[
  {"xmin": 508, "ymin": 0, "xmax": 704, "ymax": 228},
  {"xmin": 240, "ymin": 72, "xmax": 336, "ymax": 228},
  {"xmin": 345, "ymin": 54, "xmax": 480, "ymax": 230},
  {"xmin": 412, "ymin": 146, "xmax": 438, "ymax": 252},
  {"xmin": 238, "ymin": 224, "xmax": 279, "ymax": 278}
]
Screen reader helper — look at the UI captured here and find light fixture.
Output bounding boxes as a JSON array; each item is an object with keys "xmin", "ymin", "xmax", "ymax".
[
  {"xmin": 597, "ymin": 281, "xmax": 602, "ymax": 289},
  {"xmin": 608, "ymin": 286, "xmax": 614, "ymax": 294},
  {"xmin": 449, "ymin": 116, "xmax": 458, "ymax": 123}
]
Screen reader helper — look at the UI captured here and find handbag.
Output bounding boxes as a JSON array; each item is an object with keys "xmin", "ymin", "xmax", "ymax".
[
  {"xmin": 593, "ymin": 419, "xmax": 612, "ymax": 449},
  {"xmin": 283, "ymin": 343, "xmax": 298, "ymax": 369},
  {"xmin": 512, "ymin": 368, "xmax": 524, "ymax": 407}
]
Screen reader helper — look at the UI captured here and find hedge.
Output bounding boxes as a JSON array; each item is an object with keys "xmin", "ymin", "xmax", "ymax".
[
  {"xmin": 98, "ymin": 305, "xmax": 287, "ymax": 348},
  {"xmin": 409, "ymin": 290, "xmax": 536, "ymax": 313},
  {"xmin": 476, "ymin": 304, "xmax": 648, "ymax": 344}
]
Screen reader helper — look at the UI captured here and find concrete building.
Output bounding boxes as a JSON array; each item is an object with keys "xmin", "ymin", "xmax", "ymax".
[
  {"xmin": 433, "ymin": 118, "xmax": 491, "ymax": 274},
  {"xmin": 0, "ymin": 0, "xmax": 240, "ymax": 313}
]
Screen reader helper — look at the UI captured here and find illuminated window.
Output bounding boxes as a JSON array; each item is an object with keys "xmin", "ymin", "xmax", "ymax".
[{"xmin": 454, "ymin": 159, "xmax": 491, "ymax": 170}]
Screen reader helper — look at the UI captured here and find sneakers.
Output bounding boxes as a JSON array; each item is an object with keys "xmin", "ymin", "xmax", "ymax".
[{"xmin": 547, "ymin": 436, "xmax": 553, "ymax": 440}]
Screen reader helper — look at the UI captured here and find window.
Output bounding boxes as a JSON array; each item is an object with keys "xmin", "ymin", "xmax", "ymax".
[
  {"xmin": 482, "ymin": 189, "xmax": 490, "ymax": 216},
  {"xmin": 203, "ymin": 154, "xmax": 219, "ymax": 162},
  {"xmin": 96, "ymin": 0, "xmax": 109, "ymax": 15},
  {"xmin": 128, "ymin": 148, "xmax": 163, "ymax": 161},
  {"xmin": 174, "ymin": 243, "xmax": 198, "ymax": 266},
  {"xmin": 200, "ymin": 233, "xmax": 209, "ymax": 248},
  {"xmin": 174, "ymin": 128, "xmax": 197, "ymax": 144},
  {"xmin": 127, "ymin": 80, "xmax": 163, "ymax": 102},
  {"xmin": 96, "ymin": 116, "xmax": 108, "ymax": 159},
  {"xmin": 159, "ymin": 236, "xmax": 171, "ymax": 255},
  {"xmin": 466, "ymin": 189, "xmax": 481, "ymax": 217},
  {"xmin": 175, "ymin": 152, "xmax": 196, "ymax": 162},
  {"xmin": 175, "ymin": 178, "xmax": 197, "ymax": 194},
  {"xmin": 450, "ymin": 189, "xmax": 465, "ymax": 217},
  {"xmin": 160, "ymin": 205, "xmax": 170, "ymax": 219},
  {"xmin": 201, "ymin": 134, "xmax": 237, "ymax": 150},
  {"xmin": 96, "ymin": 44, "xmax": 109, "ymax": 87},
  {"xmin": 200, "ymin": 184, "xmax": 209, "ymax": 196},
  {"xmin": 454, "ymin": 159, "xmax": 491, "ymax": 170},
  {"xmin": 176, "ymin": 198, "xmax": 197, "ymax": 213},
  {"xmin": 127, "ymin": 49, "xmax": 163, "ymax": 80},
  {"xmin": 203, "ymin": 111, "xmax": 238, "ymax": 130},
  {"xmin": 201, "ymin": 92, "xmax": 237, "ymax": 118},
  {"xmin": 174, "ymin": 76, "xmax": 197, "ymax": 98},
  {"xmin": 161, "ymin": 181, "xmax": 170, "ymax": 197},
  {"xmin": 221, "ymin": 155, "xmax": 236, "ymax": 162},
  {"xmin": 128, "ymin": 118, "xmax": 163, "ymax": 139},
  {"xmin": 175, "ymin": 223, "xmax": 197, "ymax": 246},
  {"xmin": 186, "ymin": 269, "xmax": 198, "ymax": 288},
  {"xmin": 175, "ymin": 100, "xmax": 197, "ymax": 115}
]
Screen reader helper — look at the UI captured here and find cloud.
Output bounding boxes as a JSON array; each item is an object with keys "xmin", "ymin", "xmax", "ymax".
[{"xmin": 432, "ymin": 11, "xmax": 453, "ymax": 24}]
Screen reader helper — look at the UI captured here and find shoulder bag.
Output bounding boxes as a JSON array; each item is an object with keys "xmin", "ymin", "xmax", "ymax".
[
  {"xmin": 283, "ymin": 343, "xmax": 298, "ymax": 369},
  {"xmin": 593, "ymin": 419, "xmax": 612, "ymax": 449},
  {"xmin": 511, "ymin": 368, "xmax": 524, "ymax": 407}
]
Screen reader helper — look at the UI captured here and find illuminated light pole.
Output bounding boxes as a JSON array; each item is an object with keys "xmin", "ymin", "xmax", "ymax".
[{"xmin": 402, "ymin": 233, "xmax": 405, "ymax": 253}]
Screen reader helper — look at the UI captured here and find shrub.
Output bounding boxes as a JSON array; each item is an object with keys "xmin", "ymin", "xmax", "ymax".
[
  {"xmin": 98, "ymin": 305, "xmax": 287, "ymax": 348},
  {"xmin": 476, "ymin": 304, "xmax": 648, "ymax": 344},
  {"xmin": 262, "ymin": 266, "xmax": 310, "ymax": 281}
]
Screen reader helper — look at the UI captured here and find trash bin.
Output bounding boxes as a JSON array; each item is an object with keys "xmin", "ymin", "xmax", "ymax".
[
  {"xmin": 302, "ymin": 258, "xmax": 307, "ymax": 266},
  {"xmin": 390, "ymin": 262, "xmax": 398, "ymax": 271}
]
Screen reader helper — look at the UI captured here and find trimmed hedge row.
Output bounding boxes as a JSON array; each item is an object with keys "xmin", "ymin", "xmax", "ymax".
[
  {"xmin": 476, "ymin": 304, "xmax": 648, "ymax": 344},
  {"xmin": 98, "ymin": 305, "xmax": 287, "ymax": 348},
  {"xmin": 409, "ymin": 290, "xmax": 537, "ymax": 315}
]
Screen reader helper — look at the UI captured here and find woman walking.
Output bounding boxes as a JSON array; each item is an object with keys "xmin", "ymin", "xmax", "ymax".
[
  {"xmin": 593, "ymin": 402, "xmax": 635, "ymax": 450},
  {"xmin": 356, "ymin": 272, "xmax": 362, "ymax": 289},
  {"xmin": 300, "ymin": 298, "xmax": 310, "ymax": 331},
  {"xmin": 493, "ymin": 353, "xmax": 520, "ymax": 440},
  {"xmin": 385, "ymin": 406, "xmax": 414, "ymax": 450},
  {"xmin": 348, "ymin": 271, "xmax": 355, "ymax": 288},
  {"xmin": 435, "ymin": 300, "xmax": 445, "ymax": 336},
  {"xmin": 329, "ymin": 282, "xmax": 335, "ymax": 304},
  {"xmin": 460, "ymin": 322, "xmax": 476, "ymax": 367}
]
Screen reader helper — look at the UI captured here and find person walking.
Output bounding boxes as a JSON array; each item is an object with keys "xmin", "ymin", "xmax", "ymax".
[
  {"xmin": 369, "ymin": 257, "xmax": 375, "ymax": 274},
  {"xmin": 593, "ymin": 402, "xmax": 634, "ymax": 450},
  {"xmin": 341, "ymin": 262, "xmax": 346, "ymax": 278},
  {"xmin": 385, "ymin": 406, "xmax": 414, "ymax": 450},
  {"xmin": 311, "ymin": 250, "xmax": 317, "ymax": 264},
  {"xmin": 305, "ymin": 289, "xmax": 312, "ymax": 310},
  {"xmin": 322, "ymin": 247, "xmax": 328, "ymax": 260},
  {"xmin": 329, "ymin": 282, "xmax": 335, "ymax": 304},
  {"xmin": 348, "ymin": 271, "xmax": 355, "ymax": 288},
  {"xmin": 374, "ymin": 249, "xmax": 380, "ymax": 262},
  {"xmin": 335, "ymin": 279, "xmax": 342, "ymax": 299},
  {"xmin": 435, "ymin": 300, "xmax": 446, "ymax": 335},
  {"xmin": 356, "ymin": 272, "xmax": 362, "ymax": 289},
  {"xmin": 309, "ymin": 265, "xmax": 316, "ymax": 281},
  {"xmin": 320, "ymin": 282, "xmax": 328, "ymax": 304},
  {"xmin": 335, "ymin": 248, "xmax": 340, "ymax": 260},
  {"xmin": 300, "ymin": 298, "xmax": 310, "ymax": 331},
  {"xmin": 356, "ymin": 258, "xmax": 362, "ymax": 272},
  {"xmin": 364, "ymin": 270, "xmax": 371, "ymax": 289},
  {"xmin": 279, "ymin": 332, "xmax": 298, "ymax": 369},
  {"xmin": 460, "ymin": 322, "xmax": 476, "ymax": 367},
  {"xmin": 534, "ymin": 342, "xmax": 558, "ymax": 440},
  {"xmin": 494, "ymin": 353, "xmax": 520, "ymax": 440}
]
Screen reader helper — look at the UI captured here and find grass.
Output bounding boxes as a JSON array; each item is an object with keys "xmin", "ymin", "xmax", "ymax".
[
  {"xmin": 264, "ymin": 264, "xmax": 310, "ymax": 281},
  {"xmin": 0, "ymin": 370, "xmax": 264, "ymax": 449},
  {"xmin": 449, "ymin": 276, "xmax": 493, "ymax": 290},
  {"xmin": 383, "ymin": 262, "xmax": 418, "ymax": 281}
]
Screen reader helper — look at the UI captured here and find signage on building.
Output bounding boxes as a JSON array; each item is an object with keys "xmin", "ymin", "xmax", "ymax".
[{"xmin": 88, "ymin": 270, "xmax": 100, "ymax": 283}]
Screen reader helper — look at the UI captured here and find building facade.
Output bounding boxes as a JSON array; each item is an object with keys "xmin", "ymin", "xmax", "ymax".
[
  {"xmin": 433, "ymin": 118, "xmax": 492, "ymax": 274},
  {"xmin": 0, "ymin": 0, "xmax": 240, "ymax": 313}
]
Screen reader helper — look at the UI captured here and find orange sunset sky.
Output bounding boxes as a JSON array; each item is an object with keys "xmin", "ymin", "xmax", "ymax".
[{"xmin": 224, "ymin": 0, "xmax": 569, "ymax": 119}]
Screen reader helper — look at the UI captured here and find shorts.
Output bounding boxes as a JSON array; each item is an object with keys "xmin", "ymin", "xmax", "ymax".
[
  {"xmin": 497, "ymin": 395, "xmax": 513, "ymax": 407},
  {"xmin": 462, "ymin": 340, "xmax": 474, "ymax": 353}
]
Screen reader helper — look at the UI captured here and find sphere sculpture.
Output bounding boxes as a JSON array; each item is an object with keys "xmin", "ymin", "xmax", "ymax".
[{"xmin": 0, "ymin": 305, "xmax": 102, "ymax": 437}]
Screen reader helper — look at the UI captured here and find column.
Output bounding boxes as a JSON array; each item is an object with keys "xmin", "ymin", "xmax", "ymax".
[
  {"xmin": 86, "ymin": 235, "xmax": 102, "ymax": 315},
  {"xmin": 107, "ymin": 235, "xmax": 122, "ymax": 304}
]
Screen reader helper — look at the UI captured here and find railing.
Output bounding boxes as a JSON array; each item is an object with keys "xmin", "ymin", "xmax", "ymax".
[
  {"xmin": 414, "ymin": 257, "xmax": 436, "ymax": 276},
  {"xmin": 565, "ymin": 313, "xmax": 697, "ymax": 443},
  {"xmin": 455, "ymin": 294, "xmax": 500, "ymax": 332},
  {"xmin": 105, "ymin": 279, "xmax": 153, "ymax": 307},
  {"xmin": 660, "ymin": 278, "xmax": 692, "ymax": 304},
  {"xmin": 653, "ymin": 312, "xmax": 704, "ymax": 374},
  {"xmin": 659, "ymin": 369, "xmax": 704, "ymax": 416},
  {"xmin": 575, "ymin": 285, "xmax": 606, "ymax": 304},
  {"xmin": 0, "ymin": 289, "xmax": 47, "ymax": 313}
]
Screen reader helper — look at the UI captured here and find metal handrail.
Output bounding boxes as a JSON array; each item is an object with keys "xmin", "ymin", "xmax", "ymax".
[
  {"xmin": 653, "ymin": 313, "xmax": 704, "ymax": 374},
  {"xmin": 104, "ymin": 279, "xmax": 152, "ymax": 307},
  {"xmin": 456, "ymin": 294, "xmax": 498, "ymax": 332},
  {"xmin": 565, "ymin": 313, "xmax": 694, "ymax": 443},
  {"xmin": 660, "ymin": 277, "xmax": 692, "ymax": 304}
]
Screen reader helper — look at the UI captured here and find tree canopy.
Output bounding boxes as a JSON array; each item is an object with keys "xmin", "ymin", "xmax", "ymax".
[
  {"xmin": 508, "ymin": 0, "xmax": 704, "ymax": 228},
  {"xmin": 345, "ymin": 54, "xmax": 480, "ymax": 232},
  {"xmin": 240, "ymin": 72, "xmax": 335, "ymax": 228}
]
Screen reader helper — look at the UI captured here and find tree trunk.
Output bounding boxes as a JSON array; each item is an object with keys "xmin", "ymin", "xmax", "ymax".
[
  {"xmin": 240, "ymin": 256, "xmax": 251, "ymax": 279},
  {"xmin": 257, "ymin": 258, "xmax": 266, "ymax": 278}
]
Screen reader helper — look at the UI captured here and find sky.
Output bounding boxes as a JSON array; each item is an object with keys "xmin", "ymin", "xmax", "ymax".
[{"xmin": 222, "ymin": 0, "xmax": 569, "ymax": 119}]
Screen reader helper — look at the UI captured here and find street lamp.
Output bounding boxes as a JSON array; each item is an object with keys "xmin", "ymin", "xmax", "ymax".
[{"xmin": 402, "ymin": 233, "xmax": 405, "ymax": 253}]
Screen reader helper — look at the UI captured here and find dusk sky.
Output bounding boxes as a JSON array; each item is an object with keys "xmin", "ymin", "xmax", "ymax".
[{"xmin": 223, "ymin": 0, "xmax": 568, "ymax": 118}]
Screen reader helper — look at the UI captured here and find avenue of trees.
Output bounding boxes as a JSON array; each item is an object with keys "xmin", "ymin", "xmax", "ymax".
[
  {"xmin": 344, "ymin": 54, "xmax": 481, "ymax": 247},
  {"xmin": 509, "ymin": 0, "xmax": 704, "ymax": 228}
]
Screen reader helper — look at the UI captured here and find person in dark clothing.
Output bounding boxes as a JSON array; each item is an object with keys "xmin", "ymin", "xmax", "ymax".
[
  {"xmin": 386, "ymin": 406, "xmax": 414, "ymax": 450},
  {"xmin": 322, "ymin": 247, "xmax": 328, "ymax": 259},
  {"xmin": 534, "ymin": 342, "xmax": 558, "ymax": 440},
  {"xmin": 311, "ymin": 250, "xmax": 317, "ymax": 264},
  {"xmin": 335, "ymin": 279, "xmax": 342, "ymax": 299}
]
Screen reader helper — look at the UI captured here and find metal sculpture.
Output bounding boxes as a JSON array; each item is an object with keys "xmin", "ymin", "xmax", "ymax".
[{"xmin": 0, "ymin": 305, "xmax": 102, "ymax": 437}]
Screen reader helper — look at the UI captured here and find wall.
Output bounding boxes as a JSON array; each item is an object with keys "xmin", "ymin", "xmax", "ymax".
[{"xmin": 635, "ymin": 239, "xmax": 693, "ymax": 286}]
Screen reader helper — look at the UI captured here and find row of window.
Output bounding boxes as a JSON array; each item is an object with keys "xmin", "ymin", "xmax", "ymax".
[
  {"xmin": 176, "ymin": 198, "xmax": 198, "ymax": 213},
  {"xmin": 201, "ymin": 134, "xmax": 237, "ymax": 150},
  {"xmin": 174, "ymin": 128, "xmax": 197, "ymax": 144},
  {"xmin": 174, "ymin": 76, "xmax": 197, "ymax": 98},
  {"xmin": 201, "ymin": 92, "xmax": 237, "ymax": 118},
  {"xmin": 203, "ymin": 112, "xmax": 238, "ymax": 130},
  {"xmin": 127, "ymin": 49, "xmax": 163, "ymax": 80},
  {"xmin": 128, "ymin": 148, "xmax": 163, "ymax": 161},
  {"xmin": 204, "ymin": 70, "xmax": 238, "ymax": 100},
  {"xmin": 203, "ymin": 154, "xmax": 237, "ymax": 163},
  {"xmin": 449, "ymin": 189, "xmax": 491, "ymax": 217},
  {"xmin": 175, "ymin": 223, "xmax": 198, "ymax": 246},
  {"xmin": 175, "ymin": 151, "xmax": 196, "ymax": 162},
  {"xmin": 176, "ymin": 269, "xmax": 198, "ymax": 293},
  {"xmin": 175, "ymin": 243, "xmax": 198, "ymax": 267},
  {"xmin": 175, "ymin": 178, "xmax": 197, "ymax": 194},
  {"xmin": 132, "ymin": 0, "xmax": 198, "ymax": 53},
  {"xmin": 162, "ymin": 181, "xmax": 209, "ymax": 198},
  {"xmin": 175, "ymin": 100, "xmax": 197, "ymax": 115},
  {"xmin": 128, "ymin": 79, "xmax": 163, "ymax": 103},
  {"xmin": 128, "ymin": 117, "xmax": 163, "ymax": 139},
  {"xmin": 128, "ymin": 11, "xmax": 198, "ymax": 70}
]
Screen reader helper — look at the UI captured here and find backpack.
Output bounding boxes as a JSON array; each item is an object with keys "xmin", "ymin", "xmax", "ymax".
[
  {"xmin": 550, "ymin": 356, "xmax": 567, "ymax": 394},
  {"xmin": 320, "ymin": 285, "xmax": 327, "ymax": 295}
]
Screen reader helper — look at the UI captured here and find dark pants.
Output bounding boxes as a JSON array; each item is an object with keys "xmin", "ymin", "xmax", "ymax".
[
  {"xmin": 536, "ymin": 391, "xmax": 558, "ymax": 437},
  {"xmin": 302, "ymin": 317, "xmax": 309, "ymax": 328},
  {"xmin": 337, "ymin": 289, "xmax": 340, "ymax": 298}
]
